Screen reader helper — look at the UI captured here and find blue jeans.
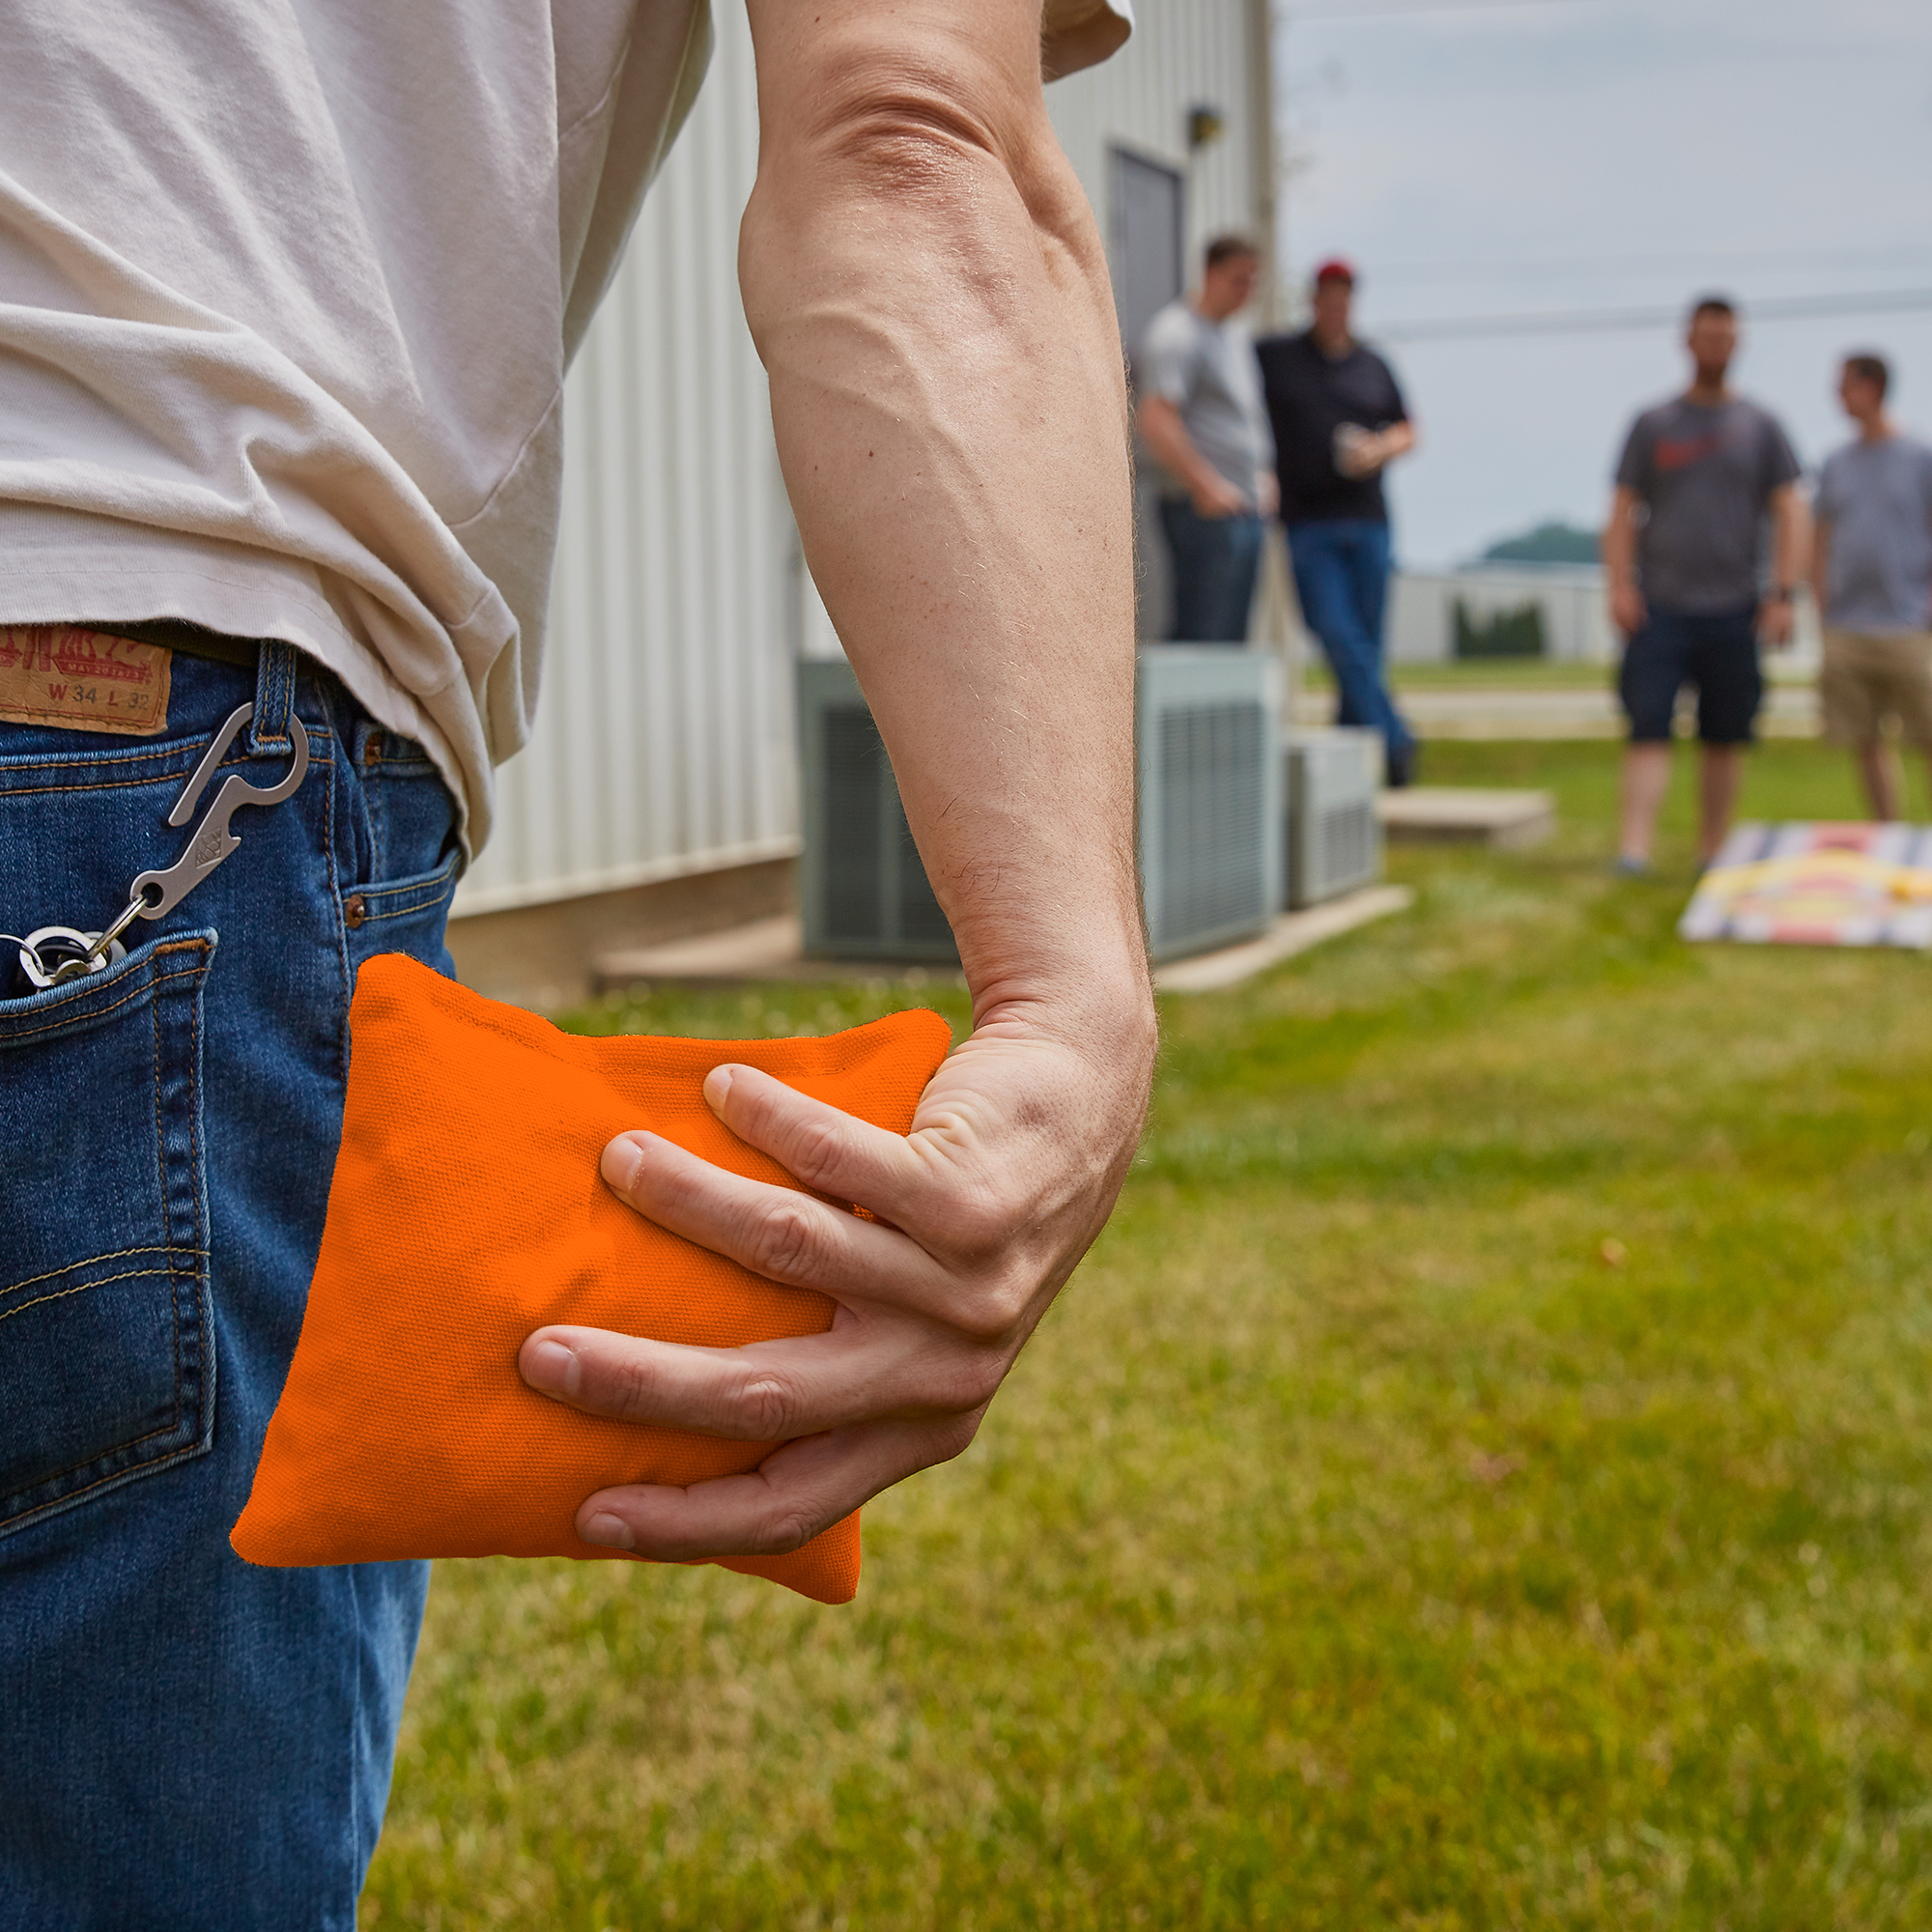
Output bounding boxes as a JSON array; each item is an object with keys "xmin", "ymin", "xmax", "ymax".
[
  {"xmin": 1158, "ymin": 500, "xmax": 1264, "ymax": 642},
  {"xmin": 0, "ymin": 641, "xmax": 462, "ymax": 1928},
  {"xmin": 1287, "ymin": 517, "xmax": 1413, "ymax": 757}
]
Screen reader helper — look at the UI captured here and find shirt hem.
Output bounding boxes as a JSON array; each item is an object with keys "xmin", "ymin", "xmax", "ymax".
[{"xmin": 0, "ymin": 551, "xmax": 479, "ymax": 855}]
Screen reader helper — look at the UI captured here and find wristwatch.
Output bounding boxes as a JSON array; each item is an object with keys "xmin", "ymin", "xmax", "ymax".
[{"xmin": 1762, "ymin": 586, "xmax": 1794, "ymax": 604}]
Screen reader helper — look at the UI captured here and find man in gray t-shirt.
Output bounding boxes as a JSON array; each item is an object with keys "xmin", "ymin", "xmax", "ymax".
[
  {"xmin": 1134, "ymin": 235, "xmax": 1276, "ymax": 641},
  {"xmin": 1811, "ymin": 351, "xmax": 1932, "ymax": 819},
  {"xmin": 1601, "ymin": 297, "xmax": 1804, "ymax": 870}
]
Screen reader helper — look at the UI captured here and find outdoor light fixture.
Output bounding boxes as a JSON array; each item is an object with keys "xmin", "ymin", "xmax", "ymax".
[{"xmin": 1187, "ymin": 103, "xmax": 1225, "ymax": 149}]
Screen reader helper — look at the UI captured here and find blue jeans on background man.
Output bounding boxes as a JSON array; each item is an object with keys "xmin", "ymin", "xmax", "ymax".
[
  {"xmin": 1287, "ymin": 516, "xmax": 1414, "ymax": 766},
  {"xmin": 1159, "ymin": 498, "xmax": 1264, "ymax": 642},
  {"xmin": 1, "ymin": 641, "xmax": 463, "ymax": 1929}
]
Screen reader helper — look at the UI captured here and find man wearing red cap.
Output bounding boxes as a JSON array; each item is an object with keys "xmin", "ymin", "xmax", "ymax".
[{"xmin": 1258, "ymin": 260, "xmax": 1419, "ymax": 784}]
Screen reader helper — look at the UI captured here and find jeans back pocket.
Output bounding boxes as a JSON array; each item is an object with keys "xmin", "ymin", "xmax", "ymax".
[{"xmin": 0, "ymin": 931, "xmax": 217, "ymax": 1539}]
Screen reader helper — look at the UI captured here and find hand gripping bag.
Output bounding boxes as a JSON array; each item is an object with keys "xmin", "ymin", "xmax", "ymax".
[{"xmin": 230, "ymin": 952, "xmax": 952, "ymax": 1604}]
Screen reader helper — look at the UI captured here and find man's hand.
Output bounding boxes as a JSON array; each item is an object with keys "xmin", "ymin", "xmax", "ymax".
[
  {"xmin": 519, "ymin": 1000, "xmax": 1149, "ymax": 1557},
  {"xmin": 1609, "ymin": 578, "xmax": 1648, "ymax": 637},
  {"xmin": 1603, "ymin": 486, "xmax": 1646, "ymax": 637},
  {"xmin": 1255, "ymin": 469, "xmax": 1280, "ymax": 520},
  {"xmin": 1761, "ymin": 483, "xmax": 1806, "ymax": 652},
  {"xmin": 1190, "ymin": 469, "xmax": 1248, "ymax": 519},
  {"xmin": 1139, "ymin": 392, "xmax": 1247, "ymax": 519},
  {"xmin": 1336, "ymin": 421, "xmax": 1416, "ymax": 480}
]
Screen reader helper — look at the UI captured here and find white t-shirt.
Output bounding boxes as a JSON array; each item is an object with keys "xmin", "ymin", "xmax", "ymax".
[
  {"xmin": 0, "ymin": 0, "xmax": 1131, "ymax": 848},
  {"xmin": 1137, "ymin": 302, "xmax": 1272, "ymax": 508}
]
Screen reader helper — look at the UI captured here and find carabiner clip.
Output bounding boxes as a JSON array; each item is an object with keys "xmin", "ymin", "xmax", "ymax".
[{"xmin": 128, "ymin": 701, "xmax": 310, "ymax": 921}]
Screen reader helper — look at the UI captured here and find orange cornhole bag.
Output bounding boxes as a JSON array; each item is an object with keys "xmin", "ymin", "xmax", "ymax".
[{"xmin": 230, "ymin": 952, "xmax": 952, "ymax": 1605}]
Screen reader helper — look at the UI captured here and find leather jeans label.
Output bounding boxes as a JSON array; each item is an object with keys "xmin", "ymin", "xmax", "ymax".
[{"xmin": 0, "ymin": 626, "xmax": 171, "ymax": 735}]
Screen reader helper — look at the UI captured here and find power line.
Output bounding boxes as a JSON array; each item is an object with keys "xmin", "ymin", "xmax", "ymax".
[
  {"xmin": 1279, "ymin": 0, "xmax": 1580, "ymax": 15},
  {"xmin": 1359, "ymin": 244, "xmax": 1932, "ymax": 285},
  {"xmin": 1376, "ymin": 287, "xmax": 1932, "ymax": 343}
]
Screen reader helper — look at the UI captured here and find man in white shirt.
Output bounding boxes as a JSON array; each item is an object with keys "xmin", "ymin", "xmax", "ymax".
[
  {"xmin": 1135, "ymin": 237, "xmax": 1277, "ymax": 641},
  {"xmin": 0, "ymin": 2, "xmax": 1154, "ymax": 1921}
]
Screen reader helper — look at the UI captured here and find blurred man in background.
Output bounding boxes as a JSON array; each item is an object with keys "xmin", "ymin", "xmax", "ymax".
[
  {"xmin": 1603, "ymin": 296, "xmax": 1804, "ymax": 871},
  {"xmin": 1135, "ymin": 235, "xmax": 1276, "ymax": 642},
  {"xmin": 1258, "ymin": 260, "xmax": 1418, "ymax": 786},
  {"xmin": 1811, "ymin": 353, "xmax": 1932, "ymax": 820}
]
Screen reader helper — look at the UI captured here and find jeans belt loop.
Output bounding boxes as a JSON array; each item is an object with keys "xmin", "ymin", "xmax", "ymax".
[{"xmin": 248, "ymin": 640, "xmax": 299, "ymax": 756}]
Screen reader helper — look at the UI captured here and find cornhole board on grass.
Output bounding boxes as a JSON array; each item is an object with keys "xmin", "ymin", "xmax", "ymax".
[{"xmin": 1680, "ymin": 822, "xmax": 1932, "ymax": 948}]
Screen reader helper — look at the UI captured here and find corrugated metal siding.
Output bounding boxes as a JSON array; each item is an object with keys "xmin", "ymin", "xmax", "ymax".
[
  {"xmin": 1048, "ymin": 0, "xmax": 1264, "ymax": 277},
  {"xmin": 456, "ymin": 0, "xmax": 1269, "ymax": 916}
]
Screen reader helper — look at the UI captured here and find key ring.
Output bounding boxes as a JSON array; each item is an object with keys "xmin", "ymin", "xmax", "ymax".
[{"xmin": 11, "ymin": 701, "xmax": 309, "ymax": 990}]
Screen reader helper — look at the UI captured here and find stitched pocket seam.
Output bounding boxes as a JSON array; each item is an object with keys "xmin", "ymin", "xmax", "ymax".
[{"xmin": 0, "ymin": 1243, "xmax": 207, "ymax": 1305}]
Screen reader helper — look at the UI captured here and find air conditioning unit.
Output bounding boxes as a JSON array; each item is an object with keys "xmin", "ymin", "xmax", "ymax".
[
  {"xmin": 1286, "ymin": 727, "xmax": 1383, "ymax": 908},
  {"xmin": 1136, "ymin": 646, "xmax": 1282, "ymax": 959},
  {"xmin": 797, "ymin": 659, "xmax": 959, "ymax": 960},
  {"xmin": 797, "ymin": 647, "xmax": 1282, "ymax": 964}
]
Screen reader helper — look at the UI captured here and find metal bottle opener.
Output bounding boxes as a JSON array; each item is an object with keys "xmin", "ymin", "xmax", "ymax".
[{"xmin": 10, "ymin": 701, "xmax": 309, "ymax": 991}]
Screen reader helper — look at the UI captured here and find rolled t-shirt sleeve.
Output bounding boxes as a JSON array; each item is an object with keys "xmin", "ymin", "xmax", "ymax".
[
  {"xmin": 1137, "ymin": 308, "xmax": 1195, "ymax": 407},
  {"xmin": 1042, "ymin": 0, "xmax": 1133, "ymax": 78},
  {"xmin": 1381, "ymin": 360, "xmax": 1410, "ymax": 427},
  {"xmin": 1763, "ymin": 418, "xmax": 1802, "ymax": 495},
  {"xmin": 1614, "ymin": 417, "xmax": 1654, "ymax": 496}
]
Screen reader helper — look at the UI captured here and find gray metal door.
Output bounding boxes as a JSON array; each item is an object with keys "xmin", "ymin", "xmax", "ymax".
[{"xmin": 1110, "ymin": 147, "xmax": 1184, "ymax": 373}]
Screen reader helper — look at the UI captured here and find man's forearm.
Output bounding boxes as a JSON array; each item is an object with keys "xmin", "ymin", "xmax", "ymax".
[
  {"xmin": 1770, "ymin": 488, "xmax": 1807, "ymax": 593},
  {"xmin": 741, "ymin": 0, "xmax": 1147, "ymax": 1024},
  {"xmin": 1810, "ymin": 520, "xmax": 1831, "ymax": 612},
  {"xmin": 1602, "ymin": 490, "xmax": 1638, "ymax": 582},
  {"xmin": 1137, "ymin": 396, "xmax": 1216, "ymax": 499}
]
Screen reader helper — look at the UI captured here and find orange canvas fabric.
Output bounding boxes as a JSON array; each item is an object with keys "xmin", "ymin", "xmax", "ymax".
[{"xmin": 230, "ymin": 952, "xmax": 952, "ymax": 1605}]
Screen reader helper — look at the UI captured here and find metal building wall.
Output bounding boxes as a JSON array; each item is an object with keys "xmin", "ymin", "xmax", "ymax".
[
  {"xmin": 1047, "ymin": 0, "xmax": 1269, "ymax": 287},
  {"xmin": 453, "ymin": 2, "xmax": 789, "ymax": 916},
  {"xmin": 456, "ymin": 0, "xmax": 1271, "ymax": 918}
]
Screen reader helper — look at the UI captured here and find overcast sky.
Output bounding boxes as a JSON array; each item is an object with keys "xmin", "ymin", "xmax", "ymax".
[{"xmin": 1271, "ymin": 0, "xmax": 1932, "ymax": 565}]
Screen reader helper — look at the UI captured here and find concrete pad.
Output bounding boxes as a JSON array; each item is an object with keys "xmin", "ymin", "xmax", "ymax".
[
  {"xmin": 1154, "ymin": 885, "xmax": 1414, "ymax": 994},
  {"xmin": 1292, "ymin": 684, "xmax": 1819, "ymax": 740},
  {"xmin": 1378, "ymin": 787, "xmax": 1555, "ymax": 848},
  {"xmin": 594, "ymin": 887, "xmax": 1414, "ymax": 997},
  {"xmin": 592, "ymin": 915, "xmax": 966, "ymax": 991}
]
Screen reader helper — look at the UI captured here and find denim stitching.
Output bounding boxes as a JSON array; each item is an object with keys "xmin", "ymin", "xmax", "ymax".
[
  {"xmin": 0, "ymin": 1244, "xmax": 205, "ymax": 1303},
  {"xmin": 0, "ymin": 1429, "xmax": 204, "ymax": 1530},
  {"xmin": 357, "ymin": 854, "xmax": 460, "ymax": 906},
  {"xmin": 149, "ymin": 940, "xmax": 181, "ymax": 1441},
  {"xmin": 0, "ymin": 1266, "xmax": 176, "ymax": 1326},
  {"xmin": 360, "ymin": 894, "xmax": 454, "ymax": 924},
  {"xmin": 0, "ymin": 934, "xmax": 213, "ymax": 1521},
  {"xmin": 0, "ymin": 952, "xmax": 209, "ymax": 1043},
  {"xmin": 0, "ymin": 752, "xmax": 334, "ymax": 801}
]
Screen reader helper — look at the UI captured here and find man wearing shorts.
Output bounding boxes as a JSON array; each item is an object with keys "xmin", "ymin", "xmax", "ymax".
[
  {"xmin": 1603, "ymin": 297, "xmax": 1804, "ymax": 870},
  {"xmin": 1812, "ymin": 353, "xmax": 1932, "ymax": 819},
  {"xmin": 0, "ymin": 2, "xmax": 1154, "ymax": 1924}
]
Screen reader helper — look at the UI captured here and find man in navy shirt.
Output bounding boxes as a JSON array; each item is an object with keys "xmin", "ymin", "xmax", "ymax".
[{"xmin": 1258, "ymin": 259, "xmax": 1418, "ymax": 784}]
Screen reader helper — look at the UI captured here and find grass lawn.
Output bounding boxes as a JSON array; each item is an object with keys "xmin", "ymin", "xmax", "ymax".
[
  {"xmin": 362, "ymin": 740, "xmax": 1932, "ymax": 1929},
  {"xmin": 1303, "ymin": 657, "xmax": 1617, "ymax": 692}
]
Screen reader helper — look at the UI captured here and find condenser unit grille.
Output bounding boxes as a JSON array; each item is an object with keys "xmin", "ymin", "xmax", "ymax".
[
  {"xmin": 800, "ymin": 674, "xmax": 960, "ymax": 960},
  {"xmin": 1319, "ymin": 800, "xmax": 1376, "ymax": 891},
  {"xmin": 1154, "ymin": 699, "xmax": 1268, "ymax": 948},
  {"xmin": 1286, "ymin": 730, "xmax": 1383, "ymax": 908},
  {"xmin": 822, "ymin": 705, "xmax": 884, "ymax": 945}
]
